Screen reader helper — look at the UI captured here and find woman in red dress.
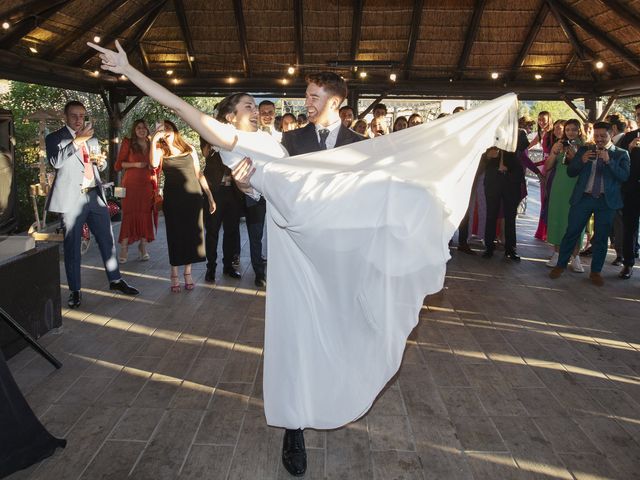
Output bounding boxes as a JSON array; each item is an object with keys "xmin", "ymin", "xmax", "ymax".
[{"xmin": 115, "ymin": 119, "xmax": 156, "ymax": 262}]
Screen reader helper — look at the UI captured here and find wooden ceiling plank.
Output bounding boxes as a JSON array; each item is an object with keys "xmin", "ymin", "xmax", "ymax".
[
  {"xmin": 456, "ymin": 0, "xmax": 487, "ymax": 78},
  {"xmin": 232, "ymin": 0, "xmax": 250, "ymax": 77},
  {"xmin": 0, "ymin": 0, "xmax": 71, "ymax": 50},
  {"xmin": 510, "ymin": 2, "xmax": 549, "ymax": 80},
  {"xmin": 293, "ymin": 0, "xmax": 304, "ymax": 73},
  {"xmin": 404, "ymin": 0, "xmax": 424, "ymax": 81},
  {"xmin": 603, "ymin": 0, "xmax": 640, "ymax": 33}
]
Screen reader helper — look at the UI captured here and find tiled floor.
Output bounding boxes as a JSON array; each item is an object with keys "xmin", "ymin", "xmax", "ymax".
[{"xmin": 6, "ymin": 180, "xmax": 640, "ymax": 479}]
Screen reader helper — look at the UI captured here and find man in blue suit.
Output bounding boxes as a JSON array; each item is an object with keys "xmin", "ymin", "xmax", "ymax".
[
  {"xmin": 550, "ymin": 122, "xmax": 630, "ymax": 286},
  {"xmin": 46, "ymin": 100, "xmax": 139, "ymax": 308}
]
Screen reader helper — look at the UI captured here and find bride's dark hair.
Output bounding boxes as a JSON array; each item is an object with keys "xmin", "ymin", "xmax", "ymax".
[{"xmin": 215, "ymin": 93, "xmax": 252, "ymax": 123}]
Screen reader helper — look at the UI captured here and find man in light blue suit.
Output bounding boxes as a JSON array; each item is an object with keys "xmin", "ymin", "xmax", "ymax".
[
  {"xmin": 550, "ymin": 121, "xmax": 630, "ymax": 286},
  {"xmin": 46, "ymin": 100, "xmax": 139, "ymax": 308}
]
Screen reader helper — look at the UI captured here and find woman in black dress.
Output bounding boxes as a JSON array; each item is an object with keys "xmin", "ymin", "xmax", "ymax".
[{"xmin": 151, "ymin": 120, "xmax": 216, "ymax": 292}]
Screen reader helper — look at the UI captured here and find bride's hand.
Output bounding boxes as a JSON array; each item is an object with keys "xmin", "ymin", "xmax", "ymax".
[
  {"xmin": 232, "ymin": 157, "xmax": 256, "ymax": 194},
  {"xmin": 86, "ymin": 39, "xmax": 129, "ymax": 74}
]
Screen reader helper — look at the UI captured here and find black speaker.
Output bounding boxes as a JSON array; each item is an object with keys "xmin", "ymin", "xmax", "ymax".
[{"xmin": 0, "ymin": 109, "xmax": 16, "ymax": 234}]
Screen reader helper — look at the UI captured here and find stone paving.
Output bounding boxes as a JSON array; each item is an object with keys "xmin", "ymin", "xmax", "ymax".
[{"xmin": 6, "ymin": 180, "xmax": 640, "ymax": 479}]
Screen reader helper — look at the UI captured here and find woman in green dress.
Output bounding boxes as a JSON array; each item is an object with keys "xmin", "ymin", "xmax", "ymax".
[{"xmin": 545, "ymin": 119, "xmax": 586, "ymax": 272}]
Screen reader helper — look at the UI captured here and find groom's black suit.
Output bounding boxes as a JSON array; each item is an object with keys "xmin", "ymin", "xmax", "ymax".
[{"xmin": 282, "ymin": 123, "xmax": 364, "ymax": 156}]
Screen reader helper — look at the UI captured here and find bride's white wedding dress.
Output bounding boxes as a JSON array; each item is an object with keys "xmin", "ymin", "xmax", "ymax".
[{"xmin": 219, "ymin": 94, "xmax": 519, "ymax": 429}]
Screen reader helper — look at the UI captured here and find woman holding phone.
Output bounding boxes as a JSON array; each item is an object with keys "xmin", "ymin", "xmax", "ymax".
[{"xmin": 151, "ymin": 120, "xmax": 216, "ymax": 292}]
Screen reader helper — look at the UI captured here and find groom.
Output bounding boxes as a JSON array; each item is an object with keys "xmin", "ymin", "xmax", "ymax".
[{"xmin": 275, "ymin": 72, "xmax": 364, "ymax": 476}]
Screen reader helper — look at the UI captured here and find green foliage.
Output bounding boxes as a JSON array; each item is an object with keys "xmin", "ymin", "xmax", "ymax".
[
  {"xmin": 520, "ymin": 100, "xmax": 582, "ymax": 123},
  {"xmin": 607, "ymin": 96, "xmax": 640, "ymax": 120},
  {"xmin": 0, "ymin": 80, "xmax": 223, "ymax": 232}
]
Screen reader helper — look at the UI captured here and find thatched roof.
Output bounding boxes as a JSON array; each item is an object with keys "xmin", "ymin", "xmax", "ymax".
[{"xmin": 0, "ymin": 0, "xmax": 639, "ymax": 99}]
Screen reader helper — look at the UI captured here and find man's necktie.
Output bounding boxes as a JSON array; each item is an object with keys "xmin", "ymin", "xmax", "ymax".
[
  {"xmin": 591, "ymin": 158, "xmax": 604, "ymax": 197},
  {"xmin": 81, "ymin": 144, "xmax": 94, "ymax": 181},
  {"xmin": 319, "ymin": 129, "xmax": 330, "ymax": 150}
]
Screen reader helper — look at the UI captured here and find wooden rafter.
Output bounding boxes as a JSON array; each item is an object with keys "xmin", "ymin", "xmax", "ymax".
[
  {"xmin": 350, "ymin": 0, "xmax": 364, "ymax": 62},
  {"xmin": 510, "ymin": 2, "xmax": 548, "ymax": 80},
  {"xmin": 0, "ymin": 0, "xmax": 71, "ymax": 51},
  {"xmin": 562, "ymin": 53, "xmax": 576, "ymax": 78},
  {"xmin": 358, "ymin": 93, "xmax": 387, "ymax": 119},
  {"xmin": 597, "ymin": 95, "xmax": 618, "ymax": 121},
  {"xmin": 456, "ymin": 0, "xmax": 486, "ymax": 78},
  {"xmin": 137, "ymin": 44, "xmax": 151, "ymax": 74},
  {"xmin": 125, "ymin": 1, "xmax": 166, "ymax": 56},
  {"xmin": 603, "ymin": 0, "xmax": 640, "ymax": 33},
  {"xmin": 562, "ymin": 98, "xmax": 587, "ymax": 122},
  {"xmin": 232, "ymin": 0, "xmax": 250, "ymax": 76},
  {"xmin": 121, "ymin": 95, "xmax": 144, "ymax": 117},
  {"xmin": 71, "ymin": 0, "xmax": 162, "ymax": 68},
  {"xmin": 546, "ymin": 0, "xmax": 599, "ymax": 81},
  {"xmin": 173, "ymin": 0, "xmax": 197, "ymax": 76},
  {"xmin": 293, "ymin": 0, "xmax": 304, "ymax": 72},
  {"xmin": 45, "ymin": 0, "xmax": 130, "ymax": 60},
  {"xmin": 548, "ymin": 0, "xmax": 640, "ymax": 72},
  {"xmin": 0, "ymin": 0, "xmax": 68, "ymax": 26},
  {"xmin": 404, "ymin": 0, "xmax": 424, "ymax": 81}
]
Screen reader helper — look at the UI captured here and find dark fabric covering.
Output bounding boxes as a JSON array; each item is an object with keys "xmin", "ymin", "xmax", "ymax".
[{"xmin": 0, "ymin": 350, "xmax": 65, "ymax": 478}]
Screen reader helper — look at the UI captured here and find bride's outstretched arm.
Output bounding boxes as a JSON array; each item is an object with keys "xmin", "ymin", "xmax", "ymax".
[{"xmin": 87, "ymin": 40, "xmax": 236, "ymax": 151}]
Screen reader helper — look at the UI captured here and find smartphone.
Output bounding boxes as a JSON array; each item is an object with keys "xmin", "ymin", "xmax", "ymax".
[{"xmin": 84, "ymin": 120, "xmax": 92, "ymax": 129}]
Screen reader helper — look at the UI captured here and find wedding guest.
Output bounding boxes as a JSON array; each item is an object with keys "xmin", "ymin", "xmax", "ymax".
[
  {"xmin": 259, "ymin": 100, "xmax": 281, "ymax": 141},
  {"xmin": 150, "ymin": 120, "xmax": 215, "ymax": 292},
  {"xmin": 617, "ymin": 104, "xmax": 640, "ymax": 279},
  {"xmin": 46, "ymin": 100, "xmax": 138, "ymax": 308},
  {"xmin": 369, "ymin": 117, "xmax": 388, "ymax": 137},
  {"xmin": 281, "ymin": 113, "xmax": 298, "ymax": 132},
  {"xmin": 115, "ymin": 119, "xmax": 155, "ymax": 263},
  {"xmin": 201, "ymin": 137, "xmax": 243, "ymax": 282},
  {"xmin": 550, "ymin": 122, "xmax": 630, "ymax": 286},
  {"xmin": 545, "ymin": 119, "xmax": 585, "ymax": 272},
  {"xmin": 481, "ymin": 145, "xmax": 524, "ymax": 261},
  {"xmin": 372, "ymin": 103, "xmax": 387, "ymax": 119},
  {"xmin": 297, "ymin": 113, "xmax": 308, "ymax": 128},
  {"xmin": 408, "ymin": 113, "xmax": 423, "ymax": 127},
  {"xmin": 353, "ymin": 119, "xmax": 367, "ymax": 135},
  {"xmin": 339, "ymin": 105, "xmax": 355, "ymax": 128},
  {"xmin": 583, "ymin": 122, "xmax": 594, "ymax": 143},
  {"xmin": 393, "ymin": 116, "xmax": 408, "ymax": 132}
]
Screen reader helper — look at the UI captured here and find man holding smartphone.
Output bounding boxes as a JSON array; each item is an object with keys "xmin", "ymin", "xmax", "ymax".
[
  {"xmin": 46, "ymin": 100, "xmax": 139, "ymax": 308},
  {"xmin": 550, "ymin": 122, "xmax": 630, "ymax": 286}
]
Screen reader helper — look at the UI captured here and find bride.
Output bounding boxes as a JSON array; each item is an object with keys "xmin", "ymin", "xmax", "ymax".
[{"xmin": 89, "ymin": 40, "xmax": 519, "ymax": 476}]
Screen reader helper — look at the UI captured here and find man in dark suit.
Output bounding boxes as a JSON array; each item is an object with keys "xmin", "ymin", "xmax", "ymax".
[
  {"xmin": 617, "ymin": 103, "xmax": 640, "ymax": 279},
  {"xmin": 278, "ymin": 72, "xmax": 364, "ymax": 477},
  {"xmin": 200, "ymin": 138, "xmax": 242, "ymax": 282},
  {"xmin": 550, "ymin": 122, "xmax": 630, "ymax": 286},
  {"xmin": 46, "ymin": 101, "xmax": 138, "ymax": 308}
]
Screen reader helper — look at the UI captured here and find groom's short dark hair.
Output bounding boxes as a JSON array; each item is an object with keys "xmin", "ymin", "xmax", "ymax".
[{"xmin": 306, "ymin": 72, "xmax": 348, "ymax": 102}]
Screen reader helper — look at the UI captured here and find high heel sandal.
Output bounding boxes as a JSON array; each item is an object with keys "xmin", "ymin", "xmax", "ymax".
[
  {"xmin": 184, "ymin": 273, "xmax": 195, "ymax": 291},
  {"xmin": 138, "ymin": 243, "xmax": 150, "ymax": 261},
  {"xmin": 119, "ymin": 246, "xmax": 128, "ymax": 264},
  {"xmin": 170, "ymin": 275, "xmax": 181, "ymax": 293}
]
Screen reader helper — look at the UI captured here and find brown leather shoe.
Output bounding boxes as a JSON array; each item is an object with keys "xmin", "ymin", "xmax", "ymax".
[
  {"xmin": 549, "ymin": 266, "xmax": 564, "ymax": 279},
  {"xmin": 589, "ymin": 272, "xmax": 604, "ymax": 286}
]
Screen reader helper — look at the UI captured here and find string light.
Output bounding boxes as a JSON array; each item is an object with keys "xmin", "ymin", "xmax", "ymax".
[
  {"xmin": 281, "ymin": 78, "xmax": 289, "ymax": 85},
  {"xmin": 172, "ymin": 78, "xmax": 179, "ymax": 84},
  {"xmin": 595, "ymin": 61, "xmax": 604, "ymax": 69},
  {"xmin": 120, "ymin": 74, "xmax": 127, "ymax": 81},
  {"xmin": 189, "ymin": 55, "xmax": 195, "ymax": 62},
  {"xmin": 29, "ymin": 46, "xmax": 38, "ymax": 54},
  {"xmin": 2, "ymin": 22, "xmax": 10, "ymax": 30},
  {"xmin": 560, "ymin": 78, "xmax": 565, "ymax": 83},
  {"xmin": 534, "ymin": 74, "xmax": 542, "ymax": 80},
  {"xmin": 359, "ymin": 71, "xmax": 367, "ymax": 79},
  {"xmin": 287, "ymin": 66, "xmax": 295, "ymax": 75},
  {"xmin": 389, "ymin": 73, "xmax": 397, "ymax": 82},
  {"xmin": 93, "ymin": 35, "xmax": 101, "ymax": 43},
  {"xmin": 166, "ymin": 69, "xmax": 174, "ymax": 75},
  {"xmin": 491, "ymin": 72, "xmax": 499, "ymax": 79},
  {"xmin": 227, "ymin": 76, "xmax": 235, "ymax": 84},
  {"xmin": 92, "ymin": 70, "xmax": 100, "ymax": 76}
]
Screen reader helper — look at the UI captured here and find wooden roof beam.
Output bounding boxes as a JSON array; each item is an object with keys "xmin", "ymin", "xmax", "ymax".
[
  {"xmin": 293, "ymin": 0, "xmax": 304, "ymax": 73},
  {"xmin": 232, "ymin": 0, "xmax": 250, "ymax": 77},
  {"xmin": 0, "ymin": 0, "xmax": 71, "ymax": 50},
  {"xmin": 597, "ymin": 95, "xmax": 618, "ymax": 121},
  {"xmin": 350, "ymin": 0, "xmax": 364, "ymax": 60},
  {"xmin": 404, "ymin": 0, "xmax": 424, "ymax": 81},
  {"xmin": 547, "ymin": 0, "xmax": 640, "ymax": 72},
  {"xmin": 358, "ymin": 93, "xmax": 387, "ymax": 119},
  {"xmin": 562, "ymin": 97, "xmax": 588, "ymax": 122},
  {"xmin": 137, "ymin": 44, "xmax": 151, "ymax": 74},
  {"xmin": 603, "ymin": 0, "xmax": 640, "ymax": 33},
  {"xmin": 510, "ymin": 2, "xmax": 548, "ymax": 80},
  {"xmin": 173, "ymin": 0, "xmax": 197, "ymax": 76},
  {"xmin": 71, "ymin": 0, "xmax": 163, "ymax": 67},
  {"xmin": 456, "ymin": 0, "xmax": 486, "ymax": 79},
  {"xmin": 125, "ymin": 1, "xmax": 166, "ymax": 56},
  {"xmin": 0, "ymin": 0, "xmax": 68, "ymax": 26}
]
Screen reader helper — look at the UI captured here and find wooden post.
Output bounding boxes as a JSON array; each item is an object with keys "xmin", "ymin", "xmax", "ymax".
[
  {"xmin": 348, "ymin": 88, "xmax": 359, "ymax": 117},
  {"xmin": 584, "ymin": 97, "xmax": 601, "ymax": 123},
  {"xmin": 101, "ymin": 88, "xmax": 124, "ymax": 183}
]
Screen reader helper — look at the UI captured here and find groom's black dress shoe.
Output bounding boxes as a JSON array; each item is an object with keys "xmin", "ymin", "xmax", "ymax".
[
  {"xmin": 109, "ymin": 279, "xmax": 139, "ymax": 295},
  {"xmin": 68, "ymin": 291, "xmax": 81, "ymax": 309},
  {"xmin": 223, "ymin": 267, "xmax": 241, "ymax": 279},
  {"xmin": 282, "ymin": 428, "xmax": 306, "ymax": 477}
]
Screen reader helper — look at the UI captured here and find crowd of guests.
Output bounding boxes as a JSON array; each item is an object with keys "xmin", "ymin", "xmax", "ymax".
[
  {"xmin": 456, "ymin": 105, "xmax": 639, "ymax": 287},
  {"xmin": 50, "ymin": 96, "xmax": 639, "ymax": 304}
]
